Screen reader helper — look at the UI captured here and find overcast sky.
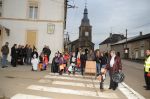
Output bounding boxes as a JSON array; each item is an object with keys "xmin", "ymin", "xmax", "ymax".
[{"xmin": 66, "ymin": 0, "xmax": 150, "ymax": 49}]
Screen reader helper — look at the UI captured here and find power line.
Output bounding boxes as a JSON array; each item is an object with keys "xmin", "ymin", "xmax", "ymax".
[{"xmin": 129, "ymin": 22, "xmax": 150, "ymax": 31}]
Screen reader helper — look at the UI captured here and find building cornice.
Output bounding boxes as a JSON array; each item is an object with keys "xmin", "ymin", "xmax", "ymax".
[{"xmin": 0, "ymin": 17, "xmax": 64, "ymax": 23}]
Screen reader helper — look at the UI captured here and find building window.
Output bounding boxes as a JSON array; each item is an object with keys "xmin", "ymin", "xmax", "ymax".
[
  {"xmin": 85, "ymin": 32, "xmax": 89, "ymax": 36},
  {"xmin": 0, "ymin": 0, "xmax": 2, "ymax": 17},
  {"xmin": 141, "ymin": 49, "xmax": 144, "ymax": 57},
  {"xmin": 140, "ymin": 40, "xmax": 144, "ymax": 46},
  {"xmin": 28, "ymin": 2, "xmax": 38, "ymax": 19}
]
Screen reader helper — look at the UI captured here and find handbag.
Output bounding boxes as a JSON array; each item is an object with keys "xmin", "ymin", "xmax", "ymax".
[
  {"xmin": 59, "ymin": 64, "xmax": 64, "ymax": 70},
  {"xmin": 112, "ymin": 72, "xmax": 125, "ymax": 83}
]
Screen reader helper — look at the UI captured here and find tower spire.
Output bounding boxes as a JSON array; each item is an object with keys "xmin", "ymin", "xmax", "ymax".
[{"xmin": 85, "ymin": 0, "xmax": 87, "ymax": 8}]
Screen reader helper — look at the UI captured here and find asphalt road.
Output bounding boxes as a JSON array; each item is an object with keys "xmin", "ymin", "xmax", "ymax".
[{"xmin": 122, "ymin": 59, "xmax": 150, "ymax": 99}]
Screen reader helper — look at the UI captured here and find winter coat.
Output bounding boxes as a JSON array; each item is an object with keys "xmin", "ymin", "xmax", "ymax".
[
  {"xmin": 11, "ymin": 47, "xmax": 18, "ymax": 58},
  {"xmin": 106, "ymin": 56, "xmax": 122, "ymax": 74},
  {"xmin": 1, "ymin": 45, "xmax": 9, "ymax": 55},
  {"xmin": 31, "ymin": 58, "xmax": 39, "ymax": 70}
]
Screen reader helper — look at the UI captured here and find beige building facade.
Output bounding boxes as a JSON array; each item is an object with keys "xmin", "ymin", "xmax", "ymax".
[{"xmin": 0, "ymin": 0, "xmax": 67, "ymax": 61}]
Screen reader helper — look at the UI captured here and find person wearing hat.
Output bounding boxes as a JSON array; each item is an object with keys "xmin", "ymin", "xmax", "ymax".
[{"xmin": 1, "ymin": 42, "xmax": 9, "ymax": 68}]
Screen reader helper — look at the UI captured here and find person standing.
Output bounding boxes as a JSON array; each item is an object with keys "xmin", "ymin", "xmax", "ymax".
[
  {"xmin": 106, "ymin": 50, "xmax": 122, "ymax": 90},
  {"xmin": 95, "ymin": 50, "xmax": 101, "ymax": 76},
  {"xmin": 58, "ymin": 53, "xmax": 64, "ymax": 75},
  {"xmin": 99, "ymin": 52, "xmax": 108, "ymax": 89},
  {"xmin": 23, "ymin": 44, "xmax": 28, "ymax": 64},
  {"xmin": 31, "ymin": 54, "xmax": 39, "ymax": 71},
  {"xmin": 80, "ymin": 51, "xmax": 86, "ymax": 75},
  {"xmin": 144, "ymin": 49, "xmax": 150, "ymax": 90},
  {"xmin": 68, "ymin": 52, "xmax": 76, "ymax": 75},
  {"xmin": 27, "ymin": 45, "xmax": 32, "ymax": 65},
  {"xmin": 11, "ymin": 44, "xmax": 18, "ymax": 67},
  {"xmin": 87, "ymin": 50, "xmax": 95, "ymax": 61},
  {"xmin": 46, "ymin": 46, "xmax": 51, "ymax": 62},
  {"xmin": 1, "ymin": 42, "xmax": 9, "ymax": 68},
  {"xmin": 51, "ymin": 53, "xmax": 59, "ymax": 73}
]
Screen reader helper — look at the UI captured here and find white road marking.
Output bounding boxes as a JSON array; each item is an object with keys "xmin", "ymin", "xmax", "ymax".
[
  {"xmin": 39, "ymin": 79, "xmax": 109, "ymax": 89},
  {"xmin": 49, "ymin": 73, "xmax": 96, "ymax": 78},
  {"xmin": 44, "ymin": 75, "xmax": 99, "ymax": 83},
  {"xmin": 119, "ymin": 82, "xmax": 145, "ymax": 99},
  {"xmin": 53, "ymin": 81, "xmax": 98, "ymax": 88},
  {"xmin": 11, "ymin": 93, "xmax": 52, "ymax": 99},
  {"xmin": 27, "ymin": 85, "xmax": 118, "ymax": 98}
]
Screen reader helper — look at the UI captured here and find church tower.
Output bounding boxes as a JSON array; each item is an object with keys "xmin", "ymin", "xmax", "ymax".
[
  {"xmin": 69, "ymin": 2, "xmax": 94, "ymax": 51},
  {"xmin": 79, "ymin": 6, "xmax": 92, "ymax": 42}
]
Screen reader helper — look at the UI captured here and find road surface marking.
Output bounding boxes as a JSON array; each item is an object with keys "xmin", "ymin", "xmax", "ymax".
[
  {"xmin": 39, "ymin": 79, "xmax": 109, "ymax": 89},
  {"xmin": 11, "ymin": 93, "xmax": 52, "ymax": 99},
  {"xmin": 27, "ymin": 85, "xmax": 118, "ymax": 98},
  {"xmin": 119, "ymin": 82, "xmax": 145, "ymax": 99},
  {"xmin": 52, "ymin": 80, "xmax": 110, "ymax": 88},
  {"xmin": 49, "ymin": 73, "xmax": 96, "ymax": 78},
  {"xmin": 44, "ymin": 75, "xmax": 99, "ymax": 83}
]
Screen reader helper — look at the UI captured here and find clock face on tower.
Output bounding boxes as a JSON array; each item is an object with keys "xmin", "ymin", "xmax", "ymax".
[{"xmin": 85, "ymin": 32, "xmax": 89, "ymax": 36}]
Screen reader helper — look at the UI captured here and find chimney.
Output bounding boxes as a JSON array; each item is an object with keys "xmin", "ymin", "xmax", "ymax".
[{"xmin": 140, "ymin": 31, "xmax": 142, "ymax": 36}]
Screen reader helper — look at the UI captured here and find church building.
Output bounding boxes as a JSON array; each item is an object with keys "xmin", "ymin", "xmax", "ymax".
[{"xmin": 69, "ymin": 6, "xmax": 94, "ymax": 51}]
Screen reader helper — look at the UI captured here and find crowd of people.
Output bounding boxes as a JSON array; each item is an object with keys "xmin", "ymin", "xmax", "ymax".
[
  {"xmin": 50, "ymin": 48, "xmax": 123, "ymax": 90},
  {"xmin": 0, "ymin": 42, "xmax": 123, "ymax": 91},
  {"xmin": 1, "ymin": 42, "xmax": 150, "ymax": 91},
  {"xmin": 1, "ymin": 42, "xmax": 51, "ymax": 71}
]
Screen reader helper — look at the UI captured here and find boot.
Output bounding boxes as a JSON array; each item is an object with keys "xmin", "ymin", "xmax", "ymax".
[{"xmin": 100, "ymin": 82, "xmax": 104, "ymax": 89}]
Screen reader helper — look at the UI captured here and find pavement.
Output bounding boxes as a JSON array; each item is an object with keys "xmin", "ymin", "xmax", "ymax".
[{"xmin": 0, "ymin": 63, "xmax": 147, "ymax": 99}]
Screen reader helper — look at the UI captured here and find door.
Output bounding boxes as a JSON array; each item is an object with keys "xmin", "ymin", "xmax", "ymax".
[
  {"xmin": 135, "ymin": 50, "xmax": 138, "ymax": 59},
  {"xmin": 26, "ymin": 31, "xmax": 37, "ymax": 48}
]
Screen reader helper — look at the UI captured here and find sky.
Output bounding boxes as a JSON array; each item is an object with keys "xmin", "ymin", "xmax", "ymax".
[{"xmin": 66, "ymin": 0, "xmax": 150, "ymax": 49}]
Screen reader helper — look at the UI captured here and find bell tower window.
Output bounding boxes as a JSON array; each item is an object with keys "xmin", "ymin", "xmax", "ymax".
[{"xmin": 85, "ymin": 31, "xmax": 89, "ymax": 36}]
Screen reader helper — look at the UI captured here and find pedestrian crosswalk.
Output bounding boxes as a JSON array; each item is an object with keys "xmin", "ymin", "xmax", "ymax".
[
  {"xmin": 11, "ymin": 73, "xmax": 120, "ymax": 99},
  {"xmin": 11, "ymin": 93, "xmax": 52, "ymax": 99}
]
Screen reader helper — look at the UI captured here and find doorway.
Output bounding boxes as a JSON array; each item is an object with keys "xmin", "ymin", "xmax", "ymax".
[{"xmin": 26, "ymin": 30, "xmax": 37, "ymax": 48}]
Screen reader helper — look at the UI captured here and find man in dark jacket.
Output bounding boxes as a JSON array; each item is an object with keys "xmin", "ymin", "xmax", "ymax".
[
  {"xmin": 11, "ymin": 44, "xmax": 18, "ymax": 67},
  {"xmin": 80, "ymin": 51, "xmax": 86, "ymax": 75},
  {"xmin": 1, "ymin": 42, "xmax": 9, "ymax": 68}
]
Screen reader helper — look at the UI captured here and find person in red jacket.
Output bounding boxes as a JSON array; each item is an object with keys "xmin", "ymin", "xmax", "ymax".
[
  {"xmin": 43, "ymin": 54, "xmax": 48, "ymax": 70},
  {"xmin": 106, "ymin": 50, "xmax": 122, "ymax": 90}
]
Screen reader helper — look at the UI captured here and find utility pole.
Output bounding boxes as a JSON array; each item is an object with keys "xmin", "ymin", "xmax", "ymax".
[
  {"xmin": 125, "ymin": 29, "xmax": 128, "ymax": 59},
  {"xmin": 126, "ymin": 29, "xmax": 127, "ymax": 48}
]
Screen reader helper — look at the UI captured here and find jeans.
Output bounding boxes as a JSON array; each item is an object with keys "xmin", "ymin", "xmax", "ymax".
[
  {"xmin": 2, "ymin": 54, "xmax": 8, "ymax": 66},
  {"xmin": 96, "ymin": 63, "xmax": 100, "ymax": 75}
]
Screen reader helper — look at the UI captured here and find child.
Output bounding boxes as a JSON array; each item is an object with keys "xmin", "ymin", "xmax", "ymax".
[
  {"xmin": 39, "ymin": 52, "xmax": 44, "ymax": 71},
  {"xmin": 68, "ymin": 52, "xmax": 76, "ymax": 75},
  {"xmin": 43, "ymin": 55, "xmax": 48, "ymax": 70},
  {"xmin": 31, "ymin": 54, "xmax": 39, "ymax": 71}
]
